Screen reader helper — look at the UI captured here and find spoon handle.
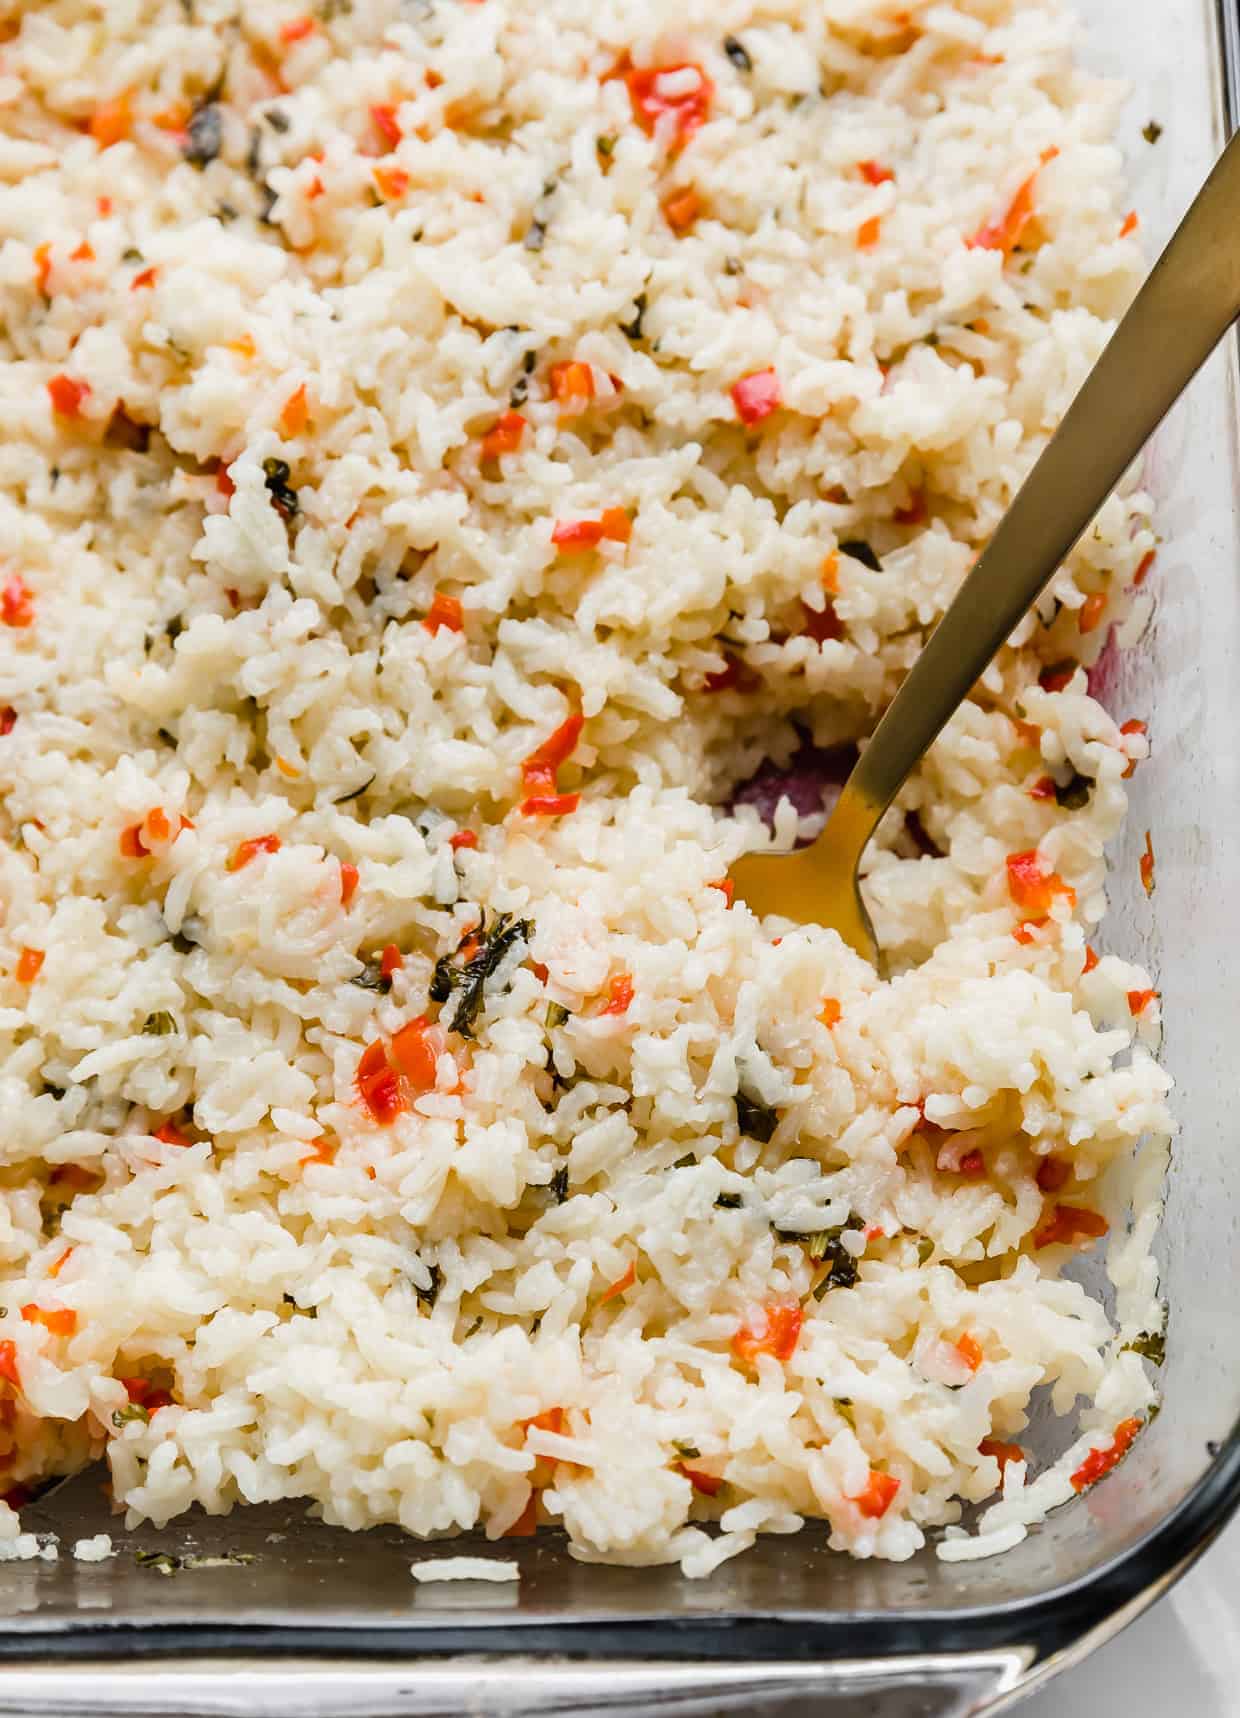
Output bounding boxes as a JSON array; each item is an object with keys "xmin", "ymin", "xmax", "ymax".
[{"xmin": 835, "ymin": 127, "xmax": 1240, "ymax": 843}]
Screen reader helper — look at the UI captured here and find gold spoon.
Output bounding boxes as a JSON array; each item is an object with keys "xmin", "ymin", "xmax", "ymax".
[{"xmin": 730, "ymin": 131, "xmax": 1240, "ymax": 963}]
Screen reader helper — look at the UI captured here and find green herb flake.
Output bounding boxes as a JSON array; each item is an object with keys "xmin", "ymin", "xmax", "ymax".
[
  {"xmin": 261, "ymin": 456, "xmax": 299, "ymax": 519},
  {"xmin": 620, "ymin": 292, "xmax": 647, "ymax": 342},
  {"xmin": 414, "ymin": 1263, "xmax": 442, "ymax": 1309},
  {"xmin": 714, "ymin": 1191, "xmax": 742, "ymax": 1209},
  {"xmin": 546, "ymin": 1001, "xmax": 570, "ymax": 1029},
  {"xmin": 916, "ymin": 1236, "xmax": 935, "ymax": 1265},
  {"xmin": 135, "ymin": 1551, "xmax": 183, "ymax": 1575},
  {"xmin": 429, "ymin": 911, "xmax": 532, "ymax": 1038},
  {"xmin": 1123, "ymin": 1330, "xmax": 1166, "ymax": 1366},
  {"xmin": 734, "ymin": 1093, "xmax": 778, "ymax": 1143},
  {"xmin": 350, "ymin": 960, "xmax": 391, "ymax": 995},
  {"xmin": 839, "ymin": 540, "xmax": 882, "ymax": 572},
  {"xmin": 112, "ymin": 1403, "xmax": 150, "ymax": 1429},
  {"xmin": 1143, "ymin": 119, "xmax": 1163, "ymax": 145},
  {"xmin": 550, "ymin": 1166, "xmax": 569, "ymax": 1204},
  {"xmin": 1054, "ymin": 772, "xmax": 1093, "ymax": 811},
  {"xmin": 596, "ymin": 133, "xmax": 616, "ymax": 158},
  {"xmin": 332, "ymin": 774, "xmax": 375, "ymax": 805},
  {"xmin": 672, "ymin": 1441, "xmax": 701, "ymax": 1459},
  {"xmin": 142, "ymin": 1011, "xmax": 177, "ymax": 1037}
]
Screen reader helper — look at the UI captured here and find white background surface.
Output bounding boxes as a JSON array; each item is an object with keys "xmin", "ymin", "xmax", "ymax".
[{"xmin": 1018, "ymin": 1512, "xmax": 1240, "ymax": 1714}]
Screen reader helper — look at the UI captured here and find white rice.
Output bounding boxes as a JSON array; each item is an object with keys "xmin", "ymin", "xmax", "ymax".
[
  {"xmin": 0, "ymin": 0, "xmax": 1171, "ymax": 1573},
  {"xmin": 410, "ymin": 1555, "xmax": 519, "ymax": 1584}
]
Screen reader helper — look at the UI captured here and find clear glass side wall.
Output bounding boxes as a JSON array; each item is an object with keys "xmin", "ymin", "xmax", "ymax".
[{"xmin": 2, "ymin": 0, "xmax": 1238, "ymax": 1644}]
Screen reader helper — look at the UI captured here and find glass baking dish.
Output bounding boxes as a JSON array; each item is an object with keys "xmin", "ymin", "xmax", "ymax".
[{"xmin": 2, "ymin": 3, "xmax": 1238, "ymax": 1712}]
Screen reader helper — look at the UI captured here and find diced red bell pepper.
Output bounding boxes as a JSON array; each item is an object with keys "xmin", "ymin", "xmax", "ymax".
[
  {"xmin": 521, "ymin": 712, "xmax": 583, "ymax": 797},
  {"xmin": 423, "ymin": 591, "xmax": 464, "ymax": 634},
  {"xmin": 480, "ymin": 411, "xmax": 526, "ymax": 461},
  {"xmin": 979, "ymin": 1438, "xmax": 1023, "ymax": 1475},
  {"xmin": 730, "ymin": 367, "xmax": 782, "ymax": 426},
  {"xmin": 390, "ymin": 1016, "xmax": 443, "ymax": 1093},
  {"xmin": 600, "ymin": 974, "xmax": 633, "ymax": 1016},
  {"xmin": 1128, "ymin": 988, "xmax": 1158, "ymax": 1017},
  {"xmin": 551, "ymin": 508, "xmax": 631, "ymax": 551},
  {"xmin": 679, "ymin": 1464, "xmax": 722, "ymax": 1496},
  {"xmin": 955, "ymin": 1333, "xmax": 983, "ymax": 1373},
  {"xmin": 1, "ymin": 575, "xmax": 34, "ymax": 629},
  {"xmin": 731, "ymin": 1302, "xmax": 803, "ymax": 1365},
  {"xmin": 625, "ymin": 62, "xmax": 714, "ymax": 150},
  {"xmin": 21, "ymin": 1304, "xmax": 76, "ymax": 1337},
  {"xmin": 548, "ymin": 361, "xmax": 595, "ymax": 413},
  {"xmin": 857, "ymin": 160, "xmax": 894, "ymax": 185},
  {"xmin": 1070, "ymin": 1417, "xmax": 1141, "ymax": 1493},
  {"xmin": 15, "ymin": 948, "xmax": 44, "ymax": 984},
  {"xmin": 1033, "ymin": 1204, "xmax": 1108, "ymax": 1249},
  {"xmin": 339, "ymin": 862, "xmax": 359, "ymax": 907},
  {"xmin": 0, "ymin": 1343, "xmax": 18, "ymax": 1387},
  {"xmin": 356, "ymin": 1040, "xmax": 406, "ymax": 1125},
  {"xmin": 370, "ymin": 102, "xmax": 402, "ymax": 150},
  {"xmin": 47, "ymin": 374, "xmax": 89, "ymax": 418},
  {"xmin": 227, "ymin": 833, "xmax": 281, "ymax": 872},
  {"xmin": 1005, "ymin": 849, "xmax": 1075, "ymax": 917},
  {"xmin": 852, "ymin": 1470, "xmax": 900, "ymax": 1520}
]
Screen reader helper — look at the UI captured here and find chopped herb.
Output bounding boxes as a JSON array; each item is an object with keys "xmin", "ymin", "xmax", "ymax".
[
  {"xmin": 672, "ymin": 1152, "xmax": 696, "ymax": 1169},
  {"xmin": 550, "ymin": 1166, "xmax": 569, "ymax": 1203},
  {"xmin": 620, "ymin": 292, "xmax": 647, "ymax": 342},
  {"xmin": 672, "ymin": 1440, "xmax": 700, "ymax": 1458},
  {"xmin": 546, "ymin": 1001, "xmax": 570, "ymax": 1029},
  {"xmin": 414, "ymin": 1263, "xmax": 442, "ymax": 1308},
  {"xmin": 1143, "ymin": 119, "xmax": 1163, "ymax": 145},
  {"xmin": 429, "ymin": 911, "xmax": 532, "ymax": 1038},
  {"xmin": 1123, "ymin": 1330, "xmax": 1166, "ymax": 1366},
  {"xmin": 734, "ymin": 1092, "xmax": 778, "ymax": 1143},
  {"xmin": 262, "ymin": 457, "xmax": 299, "ymax": 519},
  {"xmin": 715, "ymin": 1191, "xmax": 742, "ymax": 1209},
  {"xmin": 185, "ymin": 102, "xmax": 223, "ymax": 167},
  {"xmin": 122, "ymin": 247, "xmax": 144, "ymax": 264},
  {"xmin": 839, "ymin": 540, "xmax": 882, "ymax": 572},
  {"xmin": 509, "ymin": 351, "xmax": 537, "ymax": 408},
  {"xmin": 264, "ymin": 108, "xmax": 291, "ymax": 134},
  {"xmin": 283, "ymin": 1293, "xmax": 317, "ymax": 1318},
  {"xmin": 917, "ymin": 1236, "xmax": 934, "ymax": 1265},
  {"xmin": 170, "ymin": 917, "xmax": 202, "ymax": 955},
  {"xmin": 596, "ymin": 134, "xmax": 616, "ymax": 158},
  {"xmin": 524, "ymin": 218, "xmax": 547, "ymax": 252},
  {"xmin": 112, "ymin": 1403, "xmax": 150, "ymax": 1429},
  {"xmin": 834, "ymin": 1398, "xmax": 855, "ymax": 1426},
  {"xmin": 42, "ymin": 1083, "xmax": 66, "ymax": 1101},
  {"xmin": 1054, "ymin": 773, "xmax": 1093, "ymax": 811},
  {"xmin": 723, "ymin": 35, "xmax": 753, "ymax": 72},
  {"xmin": 135, "ymin": 1551, "xmax": 183, "ymax": 1575},
  {"xmin": 142, "ymin": 1011, "xmax": 177, "ymax": 1036},
  {"xmin": 332, "ymin": 774, "xmax": 375, "ymax": 804},
  {"xmin": 350, "ymin": 960, "xmax": 391, "ymax": 994}
]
